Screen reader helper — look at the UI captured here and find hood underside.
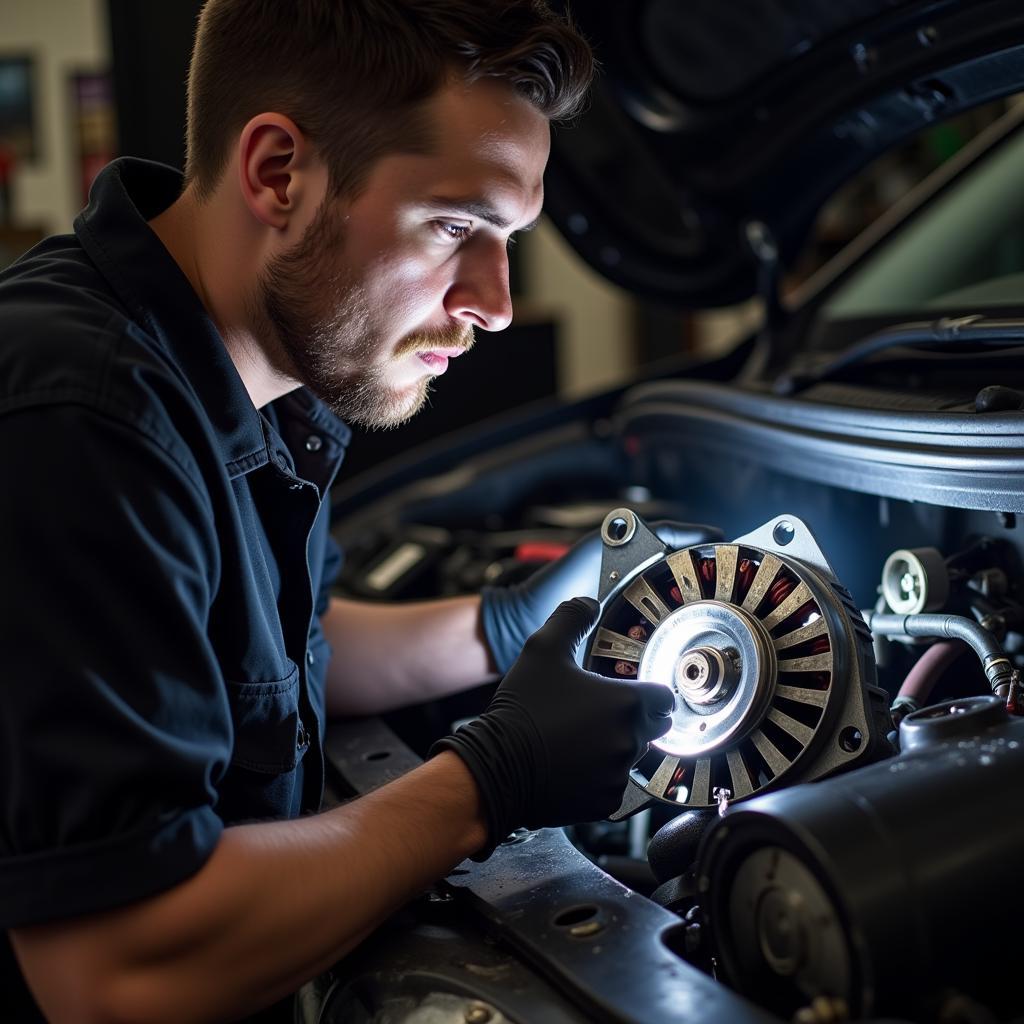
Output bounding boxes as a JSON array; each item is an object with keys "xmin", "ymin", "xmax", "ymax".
[{"xmin": 545, "ymin": 0, "xmax": 1024, "ymax": 307}]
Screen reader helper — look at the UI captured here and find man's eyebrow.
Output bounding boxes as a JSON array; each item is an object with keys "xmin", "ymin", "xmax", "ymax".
[{"xmin": 423, "ymin": 196, "xmax": 541, "ymax": 233}]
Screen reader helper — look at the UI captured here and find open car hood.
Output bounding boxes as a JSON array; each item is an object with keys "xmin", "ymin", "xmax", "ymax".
[{"xmin": 545, "ymin": 0, "xmax": 1024, "ymax": 307}]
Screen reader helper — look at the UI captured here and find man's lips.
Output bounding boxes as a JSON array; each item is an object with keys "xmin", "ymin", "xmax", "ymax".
[
  {"xmin": 422, "ymin": 347, "xmax": 469, "ymax": 359},
  {"xmin": 417, "ymin": 348, "xmax": 468, "ymax": 373}
]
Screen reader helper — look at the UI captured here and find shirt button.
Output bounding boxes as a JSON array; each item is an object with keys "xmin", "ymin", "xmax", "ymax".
[
  {"xmin": 305, "ymin": 435, "xmax": 323, "ymax": 453},
  {"xmin": 306, "ymin": 649, "xmax": 315, "ymax": 666}
]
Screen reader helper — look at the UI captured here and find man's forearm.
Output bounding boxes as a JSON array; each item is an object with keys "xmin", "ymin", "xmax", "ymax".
[
  {"xmin": 322, "ymin": 594, "xmax": 499, "ymax": 717},
  {"xmin": 10, "ymin": 751, "xmax": 486, "ymax": 1024}
]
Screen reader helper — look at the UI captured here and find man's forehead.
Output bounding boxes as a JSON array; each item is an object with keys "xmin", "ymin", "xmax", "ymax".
[
  {"xmin": 424, "ymin": 77, "xmax": 550, "ymax": 186},
  {"xmin": 364, "ymin": 80, "xmax": 549, "ymax": 227},
  {"xmin": 429, "ymin": 76, "xmax": 550, "ymax": 141}
]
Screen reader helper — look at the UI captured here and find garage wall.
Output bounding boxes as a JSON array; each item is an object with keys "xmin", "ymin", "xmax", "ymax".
[
  {"xmin": 3, "ymin": 0, "xmax": 109, "ymax": 235},
  {"xmin": 521, "ymin": 219, "xmax": 636, "ymax": 399}
]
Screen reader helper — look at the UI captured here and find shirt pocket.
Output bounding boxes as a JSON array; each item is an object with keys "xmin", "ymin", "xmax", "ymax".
[{"xmin": 225, "ymin": 661, "xmax": 303, "ymax": 773}]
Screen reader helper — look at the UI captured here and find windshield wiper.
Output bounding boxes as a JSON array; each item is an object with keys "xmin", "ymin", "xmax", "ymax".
[{"xmin": 774, "ymin": 314, "xmax": 1024, "ymax": 396}]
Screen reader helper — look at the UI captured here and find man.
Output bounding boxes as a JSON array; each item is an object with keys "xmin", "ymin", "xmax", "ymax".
[{"xmin": 0, "ymin": 2, "xmax": 677, "ymax": 1021}]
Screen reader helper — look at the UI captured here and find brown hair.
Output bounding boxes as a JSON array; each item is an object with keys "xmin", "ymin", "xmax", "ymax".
[{"xmin": 184, "ymin": 0, "xmax": 593, "ymax": 202}]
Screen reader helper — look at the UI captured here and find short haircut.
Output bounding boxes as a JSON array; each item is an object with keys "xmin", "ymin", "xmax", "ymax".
[{"xmin": 185, "ymin": 0, "xmax": 594, "ymax": 201}]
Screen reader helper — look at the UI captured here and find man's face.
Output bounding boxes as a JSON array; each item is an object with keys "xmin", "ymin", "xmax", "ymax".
[{"xmin": 254, "ymin": 78, "xmax": 550, "ymax": 428}]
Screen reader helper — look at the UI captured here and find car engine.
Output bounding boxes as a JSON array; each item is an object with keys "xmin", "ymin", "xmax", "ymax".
[
  {"xmin": 308, "ymin": 427, "xmax": 1024, "ymax": 1024},
  {"xmin": 587, "ymin": 508, "xmax": 1023, "ymax": 1023},
  {"xmin": 297, "ymin": 2, "xmax": 1024, "ymax": 1011}
]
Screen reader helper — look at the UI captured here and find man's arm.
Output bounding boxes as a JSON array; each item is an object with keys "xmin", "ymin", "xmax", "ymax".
[
  {"xmin": 13, "ymin": 599, "xmax": 673, "ymax": 1024},
  {"xmin": 10, "ymin": 751, "xmax": 486, "ymax": 1024},
  {"xmin": 321, "ymin": 594, "xmax": 499, "ymax": 716},
  {"xmin": 320, "ymin": 521, "xmax": 721, "ymax": 717}
]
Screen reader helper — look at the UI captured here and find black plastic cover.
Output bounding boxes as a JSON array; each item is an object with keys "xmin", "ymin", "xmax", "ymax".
[{"xmin": 545, "ymin": 0, "xmax": 1024, "ymax": 306}]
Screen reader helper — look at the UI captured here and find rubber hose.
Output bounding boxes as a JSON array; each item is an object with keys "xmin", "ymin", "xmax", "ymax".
[{"xmin": 897, "ymin": 640, "xmax": 969, "ymax": 704}]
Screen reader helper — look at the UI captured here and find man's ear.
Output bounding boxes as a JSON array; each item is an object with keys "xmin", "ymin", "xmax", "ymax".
[{"xmin": 237, "ymin": 113, "xmax": 321, "ymax": 231}]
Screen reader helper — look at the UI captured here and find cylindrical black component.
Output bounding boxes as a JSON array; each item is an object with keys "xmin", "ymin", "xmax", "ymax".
[
  {"xmin": 898, "ymin": 694, "xmax": 1009, "ymax": 752},
  {"xmin": 697, "ymin": 697, "xmax": 1024, "ymax": 1019},
  {"xmin": 647, "ymin": 808, "xmax": 717, "ymax": 883},
  {"xmin": 976, "ymin": 384, "xmax": 1024, "ymax": 412},
  {"xmin": 650, "ymin": 872, "xmax": 697, "ymax": 914}
]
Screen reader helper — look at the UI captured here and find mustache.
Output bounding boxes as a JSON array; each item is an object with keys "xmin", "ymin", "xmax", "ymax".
[{"xmin": 394, "ymin": 321, "xmax": 475, "ymax": 359}]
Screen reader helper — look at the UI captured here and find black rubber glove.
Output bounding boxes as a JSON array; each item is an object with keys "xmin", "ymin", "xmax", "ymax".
[
  {"xmin": 481, "ymin": 520, "xmax": 723, "ymax": 674},
  {"xmin": 432, "ymin": 597, "xmax": 674, "ymax": 858}
]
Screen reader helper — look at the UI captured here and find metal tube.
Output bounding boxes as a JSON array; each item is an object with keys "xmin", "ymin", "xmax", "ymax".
[{"xmin": 866, "ymin": 611, "xmax": 1014, "ymax": 690}]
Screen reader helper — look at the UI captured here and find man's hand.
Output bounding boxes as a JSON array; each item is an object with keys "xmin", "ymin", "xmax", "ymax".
[
  {"xmin": 432, "ymin": 597, "xmax": 674, "ymax": 855},
  {"xmin": 481, "ymin": 520, "xmax": 723, "ymax": 673}
]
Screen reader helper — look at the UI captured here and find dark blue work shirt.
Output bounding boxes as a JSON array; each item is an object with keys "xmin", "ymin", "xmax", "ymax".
[{"xmin": 0, "ymin": 159, "xmax": 349, "ymax": 1013}]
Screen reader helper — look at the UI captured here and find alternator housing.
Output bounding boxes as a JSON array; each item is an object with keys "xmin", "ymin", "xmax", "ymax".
[{"xmin": 584, "ymin": 511, "xmax": 890, "ymax": 818}]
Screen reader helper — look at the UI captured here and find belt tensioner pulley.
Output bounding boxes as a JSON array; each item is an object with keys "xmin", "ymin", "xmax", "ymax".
[{"xmin": 584, "ymin": 510, "xmax": 887, "ymax": 819}]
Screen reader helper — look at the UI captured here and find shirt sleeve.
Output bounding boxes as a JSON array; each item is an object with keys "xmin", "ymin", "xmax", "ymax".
[{"xmin": 0, "ymin": 403, "xmax": 229, "ymax": 928}]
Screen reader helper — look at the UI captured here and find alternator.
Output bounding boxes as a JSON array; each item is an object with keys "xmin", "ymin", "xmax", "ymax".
[{"xmin": 584, "ymin": 510, "xmax": 890, "ymax": 818}]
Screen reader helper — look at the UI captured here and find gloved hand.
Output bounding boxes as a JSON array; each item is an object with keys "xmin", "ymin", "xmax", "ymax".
[
  {"xmin": 481, "ymin": 519, "xmax": 723, "ymax": 674},
  {"xmin": 432, "ymin": 597, "xmax": 674, "ymax": 857}
]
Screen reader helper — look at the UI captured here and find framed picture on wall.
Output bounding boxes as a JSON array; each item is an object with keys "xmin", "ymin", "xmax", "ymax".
[
  {"xmin": 69, "ymin": 70, "xmax": 117, "ymax": 205},
  {"xmin": 0, "ymin": 56, "xmax": 38, "ymax": 175},
  {"xmin": 0, "ymin": 55, "xmax": 39, "ymax": 225}
]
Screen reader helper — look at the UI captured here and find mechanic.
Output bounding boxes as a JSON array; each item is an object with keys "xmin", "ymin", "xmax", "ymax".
[{"xmin": 0, "ymin": 2, "xmax": 679, "ymax": 1022}]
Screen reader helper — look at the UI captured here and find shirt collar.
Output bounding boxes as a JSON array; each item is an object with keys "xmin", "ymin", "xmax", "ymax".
[{"xmin": 74, "ymin": 157, "xmax": 350, "ymax": 478}]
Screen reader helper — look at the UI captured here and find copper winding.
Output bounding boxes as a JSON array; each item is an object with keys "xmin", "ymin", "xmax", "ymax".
[
  {"xmin": 783, "ymin": 671, "xmax": 831, "ymax": 690},
  {"xmin": 808, "ymin": 634, "xmax": 831, "ymax": 655},
  {"xmin": 767, "ymin": 575, "xmax": 796, "ymax": 608},
  {"xmin": 665, "ymin": 761, "xmax": 688, "ymax": 801},
  {"xmin": 736, "ymin": 558, "xmax": 757, "ymax": 602},
  {"xmin": 699, "ymin": 557, "xmax": 716, "ymax": 597}
]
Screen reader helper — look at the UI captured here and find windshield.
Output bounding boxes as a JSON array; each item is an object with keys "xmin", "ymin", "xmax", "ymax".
[{"xmin": 816, "ymin": 115, "xmax": 1024, "ymax": 333}]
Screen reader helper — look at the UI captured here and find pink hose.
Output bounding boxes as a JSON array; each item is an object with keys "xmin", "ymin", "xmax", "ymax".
[{"xmin": 897, "ymin": 640, "xmax": 970, "ymax": 704}]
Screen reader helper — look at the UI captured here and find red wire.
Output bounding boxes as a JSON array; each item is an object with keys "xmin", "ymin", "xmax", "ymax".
[
  {"xmin": 699, "ymin": 558, "xmax": 716, "ymax": 597},
  {"xmin": 768, "ymin": 576, "xmax": 795, "ymax": 607},
  {"xmin": 736, "ymin": 558, "xmax": 757, "ymax": 601}
]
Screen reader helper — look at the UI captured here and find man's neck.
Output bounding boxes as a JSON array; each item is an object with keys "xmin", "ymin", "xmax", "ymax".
[{"xmin": 148, "ymin": 190, "xmax": 299, "ymax": 409}]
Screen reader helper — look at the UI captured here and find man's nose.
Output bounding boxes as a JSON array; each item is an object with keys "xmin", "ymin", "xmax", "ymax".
[{"xmin": 443, "ymin": 238, "xmax": 514, "ymax": 332}]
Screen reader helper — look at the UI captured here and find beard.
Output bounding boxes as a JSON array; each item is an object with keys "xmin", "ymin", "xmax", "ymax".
[{"xmin": 252, "ymin": 198, "xmax": 474, "ymax": 429}]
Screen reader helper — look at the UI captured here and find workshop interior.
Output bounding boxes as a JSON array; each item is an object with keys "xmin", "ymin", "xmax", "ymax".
[{"xmin": 6, "ymin": 1, "xmax": 1024, "ymax": 1022}]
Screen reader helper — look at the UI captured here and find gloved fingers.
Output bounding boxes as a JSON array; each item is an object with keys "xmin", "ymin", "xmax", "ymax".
[
  {"xmin": 524, "ymin": 596, "xmax": 600, "ymax": 657},
  {"xmin": 649, "ymin": 520, "xmax": 724, "ymax": 551},
  {"xmin": 534, "ymin": 782, "xmax": 626, "ymax": 829},
  {"xmin": 595, "ymin": 782, "xmax": 632, "ymax": 820},
  {"xmin": 632, "ymin": 682, "xmax": 676, "ymax": 740}
]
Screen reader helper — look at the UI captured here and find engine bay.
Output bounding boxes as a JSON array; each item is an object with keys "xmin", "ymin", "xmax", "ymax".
[
  {"xmin": 314, "ymin": 422, "xmax": 1024, "ymax": 1024},
  {"xmin": 302, "ymin": 10, "xmax": 1024, "ymax": 1015}
]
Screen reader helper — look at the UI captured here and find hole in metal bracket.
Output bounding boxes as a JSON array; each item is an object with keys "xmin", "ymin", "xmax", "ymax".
[
  {"xmin": 602, "ymin": 508, "xmax": 637, "ymax": 546},
  {"xmin": 773, "ymin": 521, "xmax": 796, "ymax": 546}
]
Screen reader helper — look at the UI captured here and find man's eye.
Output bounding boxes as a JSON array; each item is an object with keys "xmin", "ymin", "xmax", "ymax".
[{"xmin": 436, "ymin": 222, "xmax": 472, "ymax": 241}]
